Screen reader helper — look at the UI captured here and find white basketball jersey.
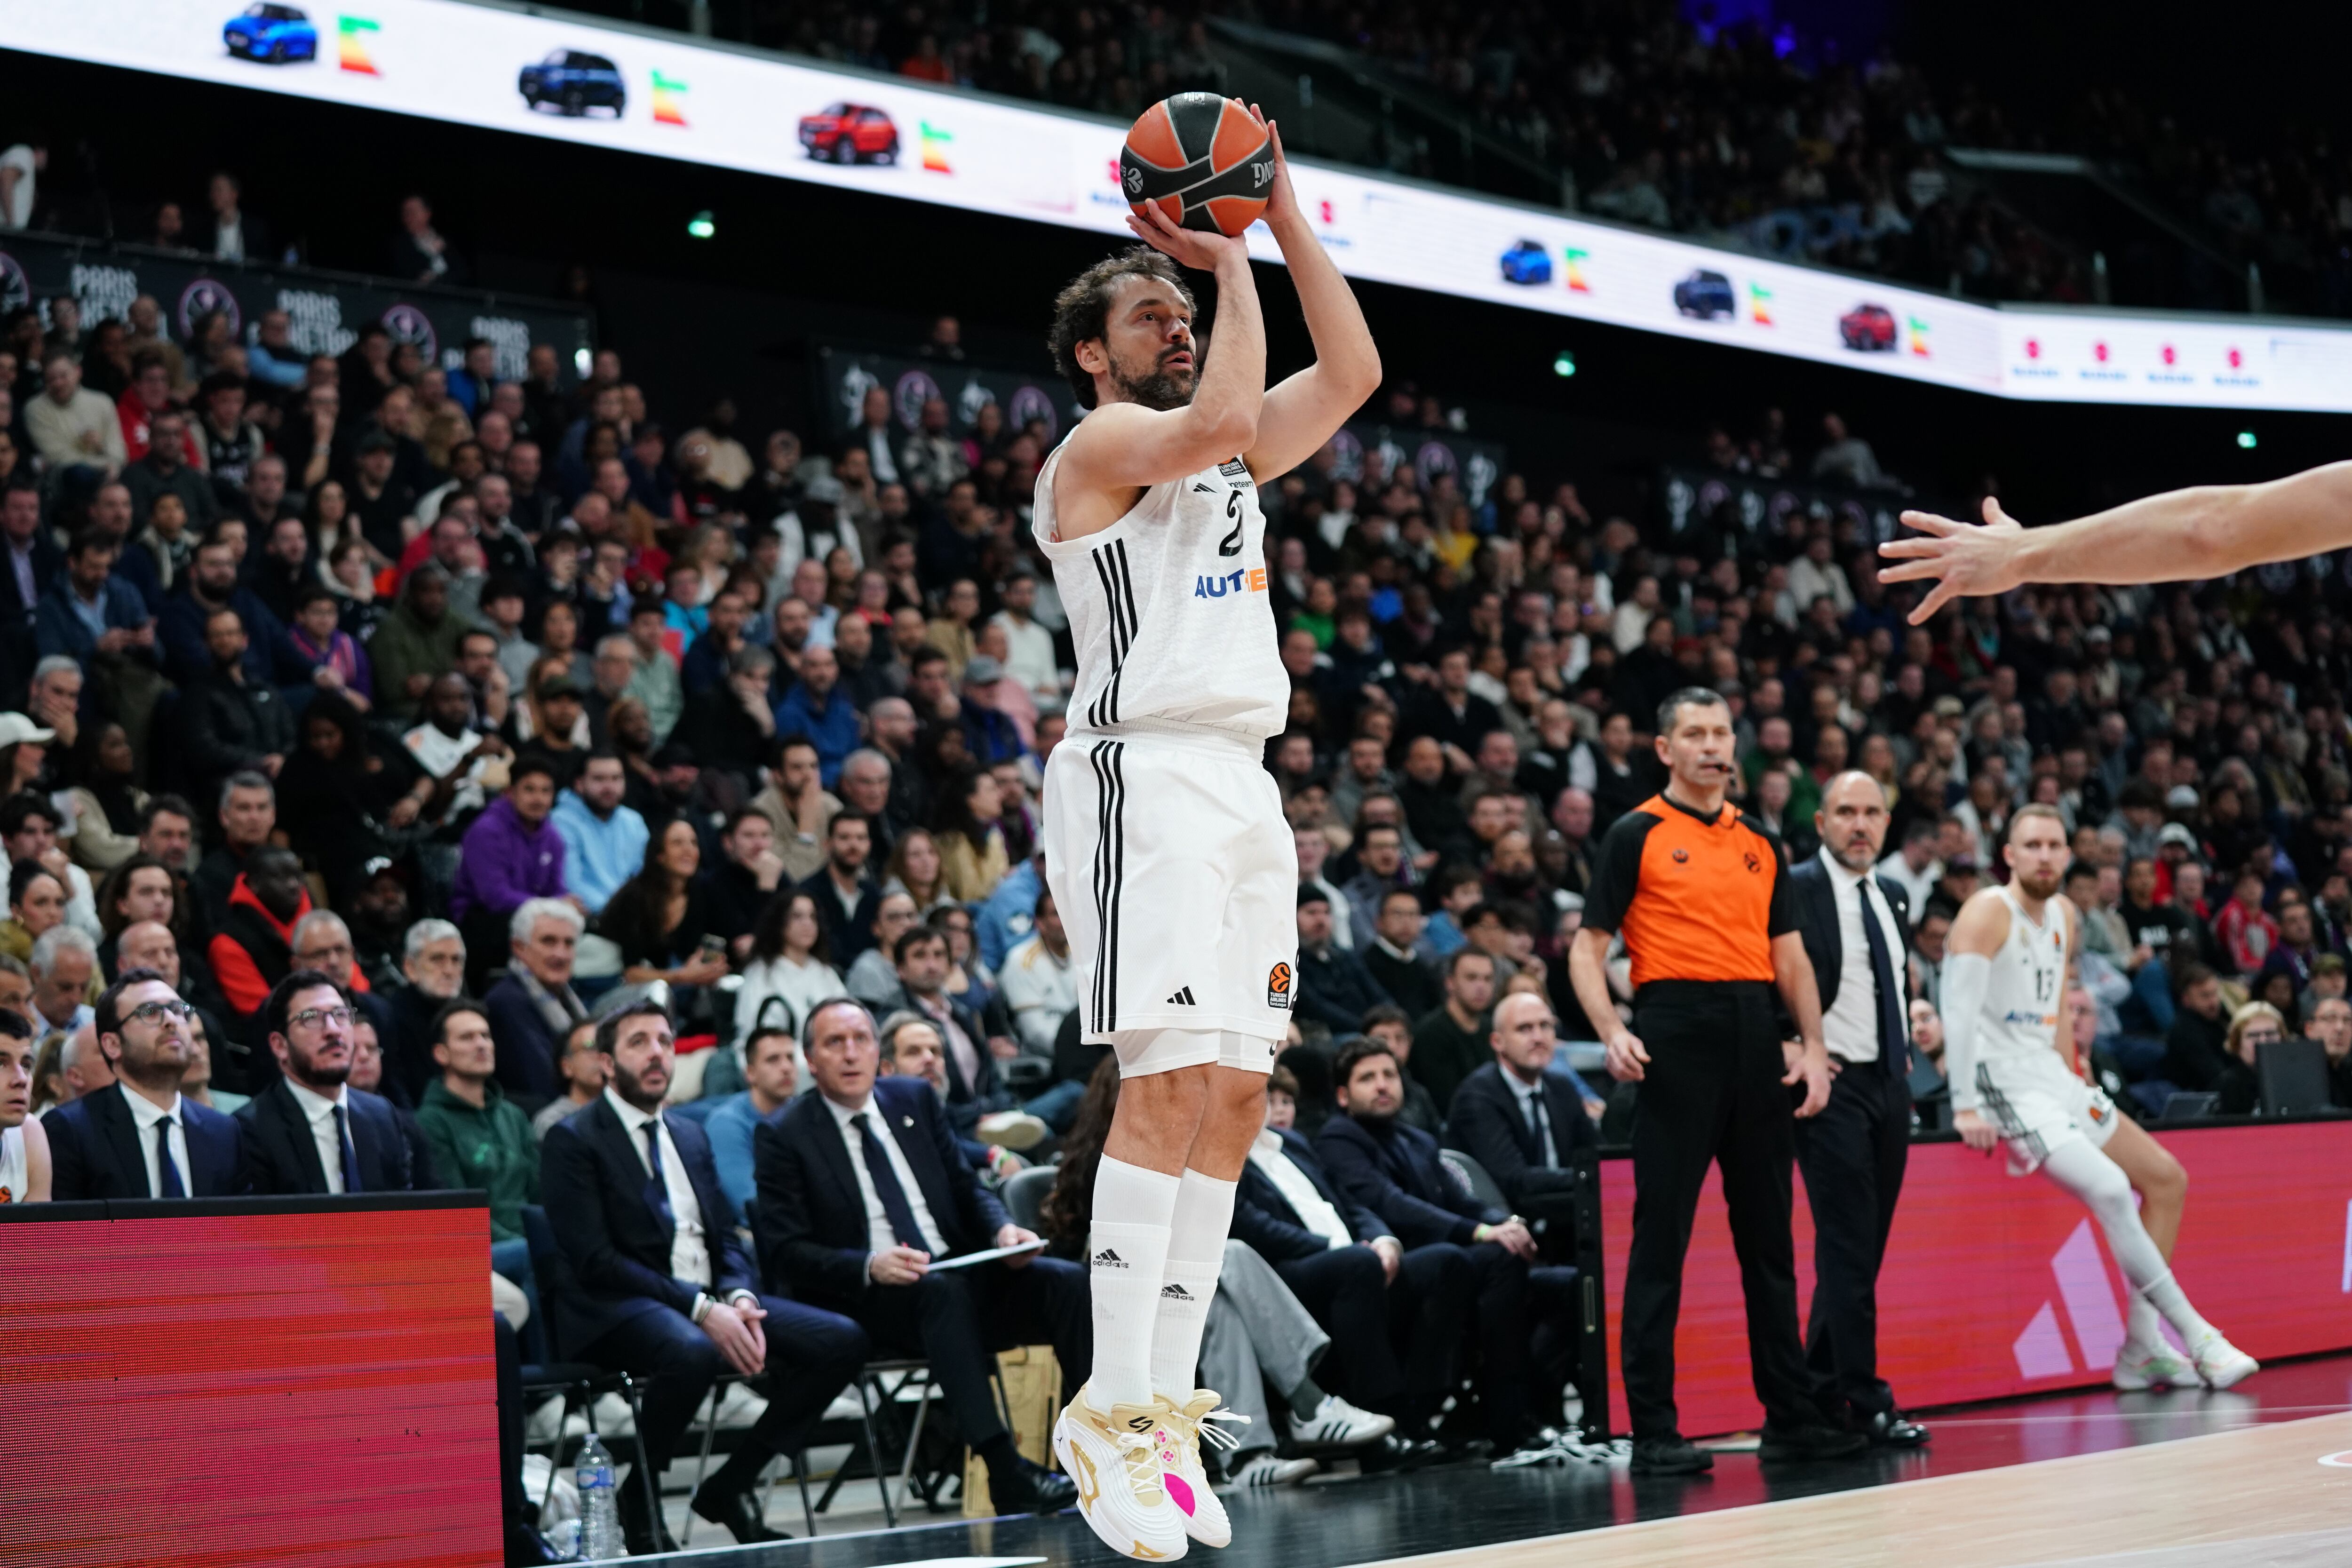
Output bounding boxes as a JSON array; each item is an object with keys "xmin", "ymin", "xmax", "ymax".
[
  {"xmin": 0, "ymin": 1124, "xmax": 24, "ymax": 1204},
  {"xmin": 1976, "ymin": 886, "xmax": 2070, "ymax": 1062},
  {"xmin": 1032, "ymin": 442, "xmax": 1288, "ymax": 744}
]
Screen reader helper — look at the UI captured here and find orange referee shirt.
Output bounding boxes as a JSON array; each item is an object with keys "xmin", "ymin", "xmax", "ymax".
[{"xmin": 1583, "ymin": 792, "xmax": 1795, "ymax": 988}]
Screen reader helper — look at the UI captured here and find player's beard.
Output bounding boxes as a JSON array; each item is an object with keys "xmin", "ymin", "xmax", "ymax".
[
  {"xmin": 2012, "ymin": 864, "xmax": 2063, "ymax": 901},
  {"xmin": 1107, "ymin": 344, "xmax": 1197, "ymax": 411}
]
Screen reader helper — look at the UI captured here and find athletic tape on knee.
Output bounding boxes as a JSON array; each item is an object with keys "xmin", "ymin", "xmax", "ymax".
[{"xmin": 1939, "ymin": 951, "xmax": 1992, "ymax": 1113}]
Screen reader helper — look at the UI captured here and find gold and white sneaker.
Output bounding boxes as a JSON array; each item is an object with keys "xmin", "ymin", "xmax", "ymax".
[
  {"xmin": 1052, "ymin": 1385, "xmax": 1189, "ymax": 1561},
  {"xmin": 1159, "ymin": 1390, "xmax": 1248, "ymax": 1548},
  {"xmin": 2112, "ymin": 1339, "xmax": 2197, "ymax": 1391}
]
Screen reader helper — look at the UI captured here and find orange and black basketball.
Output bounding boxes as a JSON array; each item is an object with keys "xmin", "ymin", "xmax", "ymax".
[{"xmin": 1120, "ymin": 93, "xmax": 1274, "ymax": 237}]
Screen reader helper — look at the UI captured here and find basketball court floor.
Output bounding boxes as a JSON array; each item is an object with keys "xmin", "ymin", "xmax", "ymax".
[{"xmin": 645, "ymin": 1351, "xmax": 2352, "ymax": 1567}]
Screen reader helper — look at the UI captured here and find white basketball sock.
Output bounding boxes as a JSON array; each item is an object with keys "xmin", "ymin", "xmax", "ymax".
[
  {"xmin": 1150, "ymin": 1169, "xmax": 1238, "ymax": 1400},
  {"xmin": 2042, "ymin": 1141, "xmax": 2216, "ymax": 1347},
  {"xmin": 1089, "ymin": 1156, "xmax": 1182, "ymax": 1409}
]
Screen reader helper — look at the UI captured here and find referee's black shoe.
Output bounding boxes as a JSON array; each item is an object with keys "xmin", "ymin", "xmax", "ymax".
[
  {"xmin": 1756, "ymin": 1423, "xmax": 1870, "ymax": 1462},
  {"xmin": 1628, "ymin": 1436, "xmax": 1714, "ymax": 1475},
  {"xmin": 1858, "ymin": 1409, "xmax": 1931, "ymax": 1448}
]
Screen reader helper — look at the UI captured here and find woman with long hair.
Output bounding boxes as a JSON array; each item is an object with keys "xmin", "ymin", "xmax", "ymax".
[
  {"xmin": 602, "ymin": 818, "xmax": 727, "ymax": 994},
  {"xmin": 732, "ymin": 888, "xmax": 847, "ymax": 1067},
  {"xmin": 0, "ymin": 860, "xmax": 68, "ymax": 963},
  {"xmin": 0, "ymin": 722, "xmax": 52, "ymax": 801},
  {"xmin": 533, "ymin": 597, "xmax": 595, "ymax": 692},
  {"xmin": 933, "ymin": 767, "xmax": 1010, "ymax": 904},
  {"xmin": 882, "ymin": 828, "xmax": 954, "ymax": 919},
  {"xmin": 95, "ymin": 852, "xmax": 186, "ymax": 946},
  {"xmin": 62, "ymin": 721, "xmax": 147, "ymax": 875},
  {"xmin": 324, "ymin": 534, "xmax": 385, "ymax": 642}
]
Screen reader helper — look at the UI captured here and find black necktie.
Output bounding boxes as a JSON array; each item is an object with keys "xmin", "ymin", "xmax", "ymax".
[
  {"xmin": 641, "ymin": 1122, "xmax": 675, "ymax": 1232},
  {"xmin": 1857, "ymin": 881, "xmax": 1909, "ymax": 1077},
  {"xmin": 156, "ymin": 1117, "xmax": 185, "ymax": 1197},
  {"xmin": 1528, "ymin": 1093, "xmax": 1557, "ymax": 1169},
  {"xmin": 857, "ymin": 1112, "xmax": 928, "ymax": 1251},
  {"xmin": 331, "ymin": 1104, "xmax": 363, "ymax": 1194}
]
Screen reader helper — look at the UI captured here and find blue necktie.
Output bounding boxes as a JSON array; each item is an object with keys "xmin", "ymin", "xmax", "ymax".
[
  {"xmin": 331, "ymin": 1104, "xmax": 363, "ymax": 1193},
  {"xmin": 642, "ymin": 1122, "xmax": 675, "ymax": 1232},
  {"xmin": 857, "ymin": 1112, "xmax": 928, "ymax": 1251},
  {"xmin": 156, "ymin": 1117, "xmax": 185, "ymax": 1197},
  {"xmin": 1857, "ymin": 882, "xmax": 1909, "ymax": 1077}
]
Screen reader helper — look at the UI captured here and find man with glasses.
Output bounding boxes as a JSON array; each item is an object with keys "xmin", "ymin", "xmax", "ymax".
[
  {"xmin": 235, "ymin": 970, "xmax": 435, "ymax": 1194},
  {"xmin": 44, "ymin": 969, "xmax": 245, "ymax": 1198}
]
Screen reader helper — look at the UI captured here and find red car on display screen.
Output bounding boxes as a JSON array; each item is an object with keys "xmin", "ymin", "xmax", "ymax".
[
  {"xmin": 1840, "ymin": 302, "xmax": 1897, "ymax": 351},
  {"xmin": 799, "ymin": 103, "xmax": 901, "ymax": 164}
]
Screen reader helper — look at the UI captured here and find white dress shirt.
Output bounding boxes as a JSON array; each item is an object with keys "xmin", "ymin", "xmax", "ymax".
[
  {"xmin": 1248, "ymin": 1128, "xmax": 1356, "ymax": 1250},
  {"xmin": 1818, "ymin": 848, "xmax": 1906, "ymax": 1066},
  {"xmin": 605, "ymin": 1087, "xmax": 715, "ymax": 1289},
  {"xmin": 285, "ymin": 1078, "xmax": 353, "ymax": 1194},
  {"xmin": 120, "ymin": 1083, "xmax": 193, "ymax": 1199},
  {"xmin": 826, "ymin": 1092, "xmax": 951, "ymax": 1262},
  {"xmin": 1498, "ymin": 1067, "xmax": 1559, "ymax": 1168}
]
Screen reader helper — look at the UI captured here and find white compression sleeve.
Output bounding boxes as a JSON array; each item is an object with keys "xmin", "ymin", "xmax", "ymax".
[
  {"xmin": 2040, "ymin": 1141, "xmax": 2216, "ymax": 1346},
  {"xmin": 1938, "ymin": 951, "xmax": 1992, "ymax": 1113}
]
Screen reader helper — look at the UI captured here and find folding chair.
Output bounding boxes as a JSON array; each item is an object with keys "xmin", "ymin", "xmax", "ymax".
[{"xmin": 678, "ymin": 1374, "xmax": 820, "ymax": 1545}]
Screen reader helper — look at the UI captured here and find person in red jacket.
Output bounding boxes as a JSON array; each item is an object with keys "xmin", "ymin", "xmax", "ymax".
[{"xmin": 207, "ymin": 848, "xmax": 312, "ymax": 1081}]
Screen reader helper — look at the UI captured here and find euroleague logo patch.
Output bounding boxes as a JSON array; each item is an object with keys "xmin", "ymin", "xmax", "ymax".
[{"xmin": 1266, "ymin": 962, "xmax": 1293, "ymax": 1010}]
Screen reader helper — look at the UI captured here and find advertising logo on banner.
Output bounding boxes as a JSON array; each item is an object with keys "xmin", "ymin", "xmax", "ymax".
[
  {"xmin": 1658, "ymin": 463, "xmax": 1950, "ymax": 552},
  {"xmin": 818, "ymin": 346, "xmax": 1079, "ymax": 451}
]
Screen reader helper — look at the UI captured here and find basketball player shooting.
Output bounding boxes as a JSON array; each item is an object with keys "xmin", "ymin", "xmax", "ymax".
[
  {"xmin": 1942, "ymin": 806, "xmax": 2257, "ymax": 1392},
  {"xmin": 1035, "ymin": 105, "xmax": 1379, "ymax": 1561},
  {"xmin": 1879, "ymin": 460, "xmax": 2352, "ymax": 620}
]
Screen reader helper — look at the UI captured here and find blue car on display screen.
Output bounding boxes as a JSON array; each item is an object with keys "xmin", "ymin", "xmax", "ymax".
[
  {"xmin": 1673, "ymin": 269, "xmax": 1736, "ymax": 319},
  {"xmin": 223, "ymin": 3, "xmax": 317, "ymax": 63},
  {"xmin": 519, "ymin": 49, "xmax": 628, "ymax": 117},
  {"xmin": 1499, "ymin": 240, "xmax": 1553, "ymax": 286}
]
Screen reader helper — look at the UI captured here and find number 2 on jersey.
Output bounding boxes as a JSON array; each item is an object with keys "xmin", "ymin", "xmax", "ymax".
[{"xmin": 1218, "ymin": 488, "xmax": 1243, "ymax": 557}]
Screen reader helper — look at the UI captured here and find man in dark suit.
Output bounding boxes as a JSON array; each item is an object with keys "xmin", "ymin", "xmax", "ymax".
[
  {"xmin": 1443, "ymin": 991, "xmax": 1602, "ymax": 1258},
  {"xmin": 755, "ymin": 996, "xmax": 1080, "ymax": 1515},
  {"xmin": 480, "ymin": 899, "xmax": 590, "ymax": 1113},
  {"xmin": 541, "ymin": 998, "xmax": 867, "ymax": 1552},
  {"xmin": 1787, "ymin": 772, "xmax": 1928, "ymax": 1447},
  {"xmin": 1360, "ymin": 887, "xmax": 1443, "ymax": 1019},
  {"xmin": 866, "ymin": 925, "xmax": 1026, "ymax": 1140},
  {"xmin": 235, "ymin": 970, "xmax": 437, "ymax": 1195},
  {"xmin": 44, "ymin": 968, "xmax": 244, "ymax": 1199},
  {"xmin": 1316, "ymin": 1037, "xmax": 1547, "ymax": 1457}
]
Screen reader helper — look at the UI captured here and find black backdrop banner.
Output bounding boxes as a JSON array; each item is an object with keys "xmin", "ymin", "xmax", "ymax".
[
  {"xmin": 1657, "ymin": 464, "xmax": 1961, "ymax": 549},
  {"xmin": 0, "ymin": 229, "xmax": 591, "ymax": 384}
]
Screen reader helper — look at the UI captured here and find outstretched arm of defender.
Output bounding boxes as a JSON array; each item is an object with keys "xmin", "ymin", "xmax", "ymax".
[
  {"xmin": 1242, "ymin": 111, "xmax": 1381, "ymax": 481},
  {"xmin": 1941, "ymin": 889, "xmax": 2011, "ymax": 1153},
  {"xmin": 1061, "ymin": 202, "xmax": 1267, "ymax": 497},
  {"xmin": 1879, "ymin": 460, "xmax": 2352, "ymax": 623}
]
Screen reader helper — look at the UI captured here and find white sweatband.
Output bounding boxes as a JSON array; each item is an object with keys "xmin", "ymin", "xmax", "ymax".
[{"xmin": 1939, "ymin": 951, "xmax": 1992, "ymax": 1114}]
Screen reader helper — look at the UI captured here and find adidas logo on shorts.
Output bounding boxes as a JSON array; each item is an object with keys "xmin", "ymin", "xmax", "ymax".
[
  {"xmin": 1166, "ymin": 987, "xmax": 1197, "ymax": 1005},
  {"xmin": 1160, "ymin": 1282, "xmax": 1194, "ymax": 1301},
  {"xmin": 1093, "ymin": 1249, "xmax": 1127, "ymax": 1268}
]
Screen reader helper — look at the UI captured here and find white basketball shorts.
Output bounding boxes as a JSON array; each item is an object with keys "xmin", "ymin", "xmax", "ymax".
[
  {"xmin": 1042, "ymin": 730, "xmax": 1297, "ymax": 1075},
  {"xmin": 1974, "ymin": 1049, "xmax": 2122, "ymax": 1177}
]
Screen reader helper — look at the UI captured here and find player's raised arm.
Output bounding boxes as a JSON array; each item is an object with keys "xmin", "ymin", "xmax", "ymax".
[
  {"xmin": 1878, "ymin": 459, "xmax": 2352, "ymax": 623},
  {"xmin": 1054, "ymin": 203, "xmax": 1266, "ymax": 506},
  {"xmin": 1242, "ymin": 111, "xmax": 1381, "ymax": 481}
]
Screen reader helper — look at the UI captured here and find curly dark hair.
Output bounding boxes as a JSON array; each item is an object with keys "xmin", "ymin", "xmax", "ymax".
[{"xmin": 1046, "ymin": 247, "xmax": 1196, "ymax": 409}]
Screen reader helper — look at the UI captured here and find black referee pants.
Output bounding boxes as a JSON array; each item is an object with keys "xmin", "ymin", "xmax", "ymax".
[
  {"xmin": 1793, "ymin": 1061, "xmax": 1911, "ymax": 1423},
  {"xmin": 1621, "ymin": 980, "xmax": 1819, "ymax": 1441}
]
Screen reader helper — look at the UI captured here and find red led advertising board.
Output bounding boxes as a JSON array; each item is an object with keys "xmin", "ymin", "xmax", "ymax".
[
  {"xmin": 0, "ymin": 1197, "xmax": 501, "ymax": 1567},
  {"xmin": 1599, "ymin": 1122, "xmax": 2352, "ymax": 1436}
]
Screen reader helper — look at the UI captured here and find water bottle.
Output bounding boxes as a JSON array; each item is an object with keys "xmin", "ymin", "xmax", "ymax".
[{"xmin": 574, "ymin": 1432, "xmax": 624, "ymax": 1560}]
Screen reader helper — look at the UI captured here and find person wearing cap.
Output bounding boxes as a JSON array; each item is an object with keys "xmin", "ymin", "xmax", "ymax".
[
  {"xmin": 956, "ymin": 654, "xmax": 1024, "ymax": 768},
  {"xmin": 1295, "ymin": 883, "xmax": 1386, "ymax": 1036},
  {"xmin": 779, "ymin": 473, "xmax": 860, "ymax": 575},
  {"xmin": 347, "ymin": 427, "xmax": 420, "ymax": 558}
]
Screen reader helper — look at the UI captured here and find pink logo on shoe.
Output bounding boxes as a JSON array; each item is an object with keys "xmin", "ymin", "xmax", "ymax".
[{"xmin": 1164, "ymin": 1473, "xmax": 1196, "ymax": 1515}]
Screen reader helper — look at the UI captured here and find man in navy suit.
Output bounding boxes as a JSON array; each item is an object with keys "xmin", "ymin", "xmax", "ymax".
[
  {"xmin": 235, "ymin": 970, "xmax": 437, "ymax": 1194},
  {"xmin": 44, "ymin": 968, "xmax": 244, "ymax": 1199},
  {"xmin": 1442, "ymin": 992, "xmax": 1602, "ymax": 1258},
  {"xmin": 541, "ymin": 998, "xmax": 866, "ymax": 1553},
  {"xmin": 1785, "ymin": 773, "xmax": 1929, "ymax": 1447},
  {"xmin": 754, "ymin": 997, "xmax": 1081, "ymax": 1515},
  {"xmin": 1316, "ymin": 1037, "xmax": 1545, "ymax": 1457}
]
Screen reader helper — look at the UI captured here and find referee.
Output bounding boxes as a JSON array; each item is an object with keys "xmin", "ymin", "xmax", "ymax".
[{"xmin": 1567, "ymin": 688, "xmax": 1864, "ymax": 1475}]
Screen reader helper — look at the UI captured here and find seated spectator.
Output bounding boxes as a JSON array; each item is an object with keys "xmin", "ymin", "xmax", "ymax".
[
  {"xmin": 35, "ymin": 529, "xmax": 155, "ymax": 684},
  {"xmin": 0, "ymin": 1005, "xmax": 50, "ymax": 1202},
  {"xmin": 117, "ymin": 917, "xmax": 233, "ymax": 1092},
  {"xmin": 842, "ymin": 890, "xmax": 921, "ymax": 1006},
  {"xmin": 933, "ymin": 767, "xmax": 1010, "ymax": 904},
  {"xmin": 551, "ymin": 751, "xmax": 648, "ymax": 917},
  {"xmin": 30, "ymin": 926, "xmax": 98, "ymax": 1040},
  {"xmin": 799, "ymin": 808, "xmax": 881, "ymax": 965},
  {"xmin": 290, "ymin": 908, "xmax": 387, "ymax": 1035},
  {"xmin": 540, "ymin": 997, "xmax": 867, "ymax": 1552},
  {"xmin": 680, "ymin": 643, "xmax": 776, "ymax": 789},
  {"xmin": 868, "ymin": 924, "xmax": 1035, "ymax": 1144},
  {"xmin": 236, "ymin": 969, "xmax": 434, "ymax": 1194},
  {"xmin": 1443, "ymin": 993, "xmax": 1601, "ymax": 1261},
  {"xmin": 2163, "ymin": 963, "xmax": 2240, "ymax": 1106},
  {"xmin": 44, "ymin": 969, "xmax": 242, "ymax": 1198},
  {"xmin": 749, "ymin": 734, "xmax": 839, "ymax": 884},
  {"xmin": 207, "ymin": 846, "xmax": 312, "ymax": 1044},
  {"xmin": 0, "ymin": 858, "xmax": 66, "ymax": 965},
  {"xmin": 1, "ymin": 792, "xmax": 100, "ymax": 939},
  {"xmin": 1906, "ymin": 996, "xmax": 1951, "ymax": 1131},
  {"xmin": 882, "ymin": 827, "xmax": 954, "ymax": 918},
  {"xmin": 1411, "ymin": 948, "xmax": 1497, "ymax": 1116},
  {"xmin": 751, "ymin": 997, "xmax": 1078, "ymax": 1518},
  {"xmin": 875, "ymin": 1011, "xmax": 1008, "ymax": 1172},
  {"xmin": 621, "ymin": 600, "xmax": 684, "ymax": 747},
  {"xmin": 705, "ymin": 1024, "xmax": 797, "ymax": 1217},
  {"xmin": 178, "ymin": 1004, "xmax": 246, "ymax": 1115},
  {"xmin": 602, "ymin": 818, "xmax": 727, "ymax": 999},
  {"xmin": 402, "ymin": 673, "xmax": 502, "ymax": 832},
  {"xmin": 775, "ymin": 644, "xmax": 857, "ymax": 788},
  {"xmin": 529, "ymin": 1017, "xmax": 605, "ymax": 1143},
  {"xmin": 2307, "ymin": 995, "xmax": 2352, "ymax": 1109},
  {"xmin": 60, "ymin": 716, "xmax": 147, "ymax": 878},
  {"xmin": 449, "ymin": 756, "xmax": 567, "ymax": 985},
  {"xmin": 371, "ymin": 565, "xmax": 468, "ymax": 723},
  {"xmin": 2212, "ymin": 1001, "xmax": 2280, "ymax": 1115},
  {"xmin": 413, "ymin": 996, "xmax": 538, "ymax": 1282},
  {"xmin": 1358, "ymin": 882, "xmax": 1440, "ymax": 1019},
  {"xmin": 734, "ymin": 889, "xmax": 848, "ymax": 1053},
  {"xmin": 957, "ymin": 656, "xmax": 1025, "ymax": 767},
  {"xmin": 700, "ymin": 807, "xmax": 786, "ymax": 962},
  {"xmin": 286, "ymin": 584, "xmax": 373, "ymax": 710},
  {"xmin": 1316, "ymin": 1037, "xmax": 1549, "ymax": 1457},
  {"xmin": 1359, "ymin": 1007, "xmax": 1443, "ymax": 1134},
  {"xmin": 382, "ymin": 919, "xmax": 465, "ymax": 1109},
  {"xmin": 183, "ymin": 607, "xmax": 295, "ymax": 809},
  {"xmin": 46, "ymin": 1014, "xmax": 112, "ymax": 1109},
  {"xmin": 277, "ymin": 692, "xmax": 423, "ymax": 908},
  {"xmin": 190, "ymin": 771, "xmax": 275, "ymax": 935},
  {"xmin": 998, "ymin": 889, "xmax": 1074, "ymax": 1060},
  {"xmin": 1295, "ymin": 885, "xmax": 1386, "ymax": 1035},
  {"xmin": 481, "ymin": 898, "xmax": 588, "ymax": 1111}
]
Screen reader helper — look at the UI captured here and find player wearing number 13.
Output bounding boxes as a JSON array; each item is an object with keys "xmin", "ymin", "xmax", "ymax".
[{"xmin": 1034, "ymin": 103, "xmax": 1382, "ymax": 1560}]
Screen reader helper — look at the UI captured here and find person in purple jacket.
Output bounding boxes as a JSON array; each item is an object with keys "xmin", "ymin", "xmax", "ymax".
[{"xmin": 451, "ymin": 755, "xmax": 570, "ymax": 993}]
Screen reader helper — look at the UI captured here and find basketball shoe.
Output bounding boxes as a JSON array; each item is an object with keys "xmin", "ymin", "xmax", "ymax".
[
  {"xmin": 1052, "ymin": 1385, "xmax": 1190, "ymax": 1561},
  {"xmin": 1157, "ymin": 1390, "xmax": 1248, "ymax": 1547},
  {"xmin": 2111, "ymin": 1339, "xmax": 2197, "ymax": 1391},
  {"xmin": 2190, "ymin": 1332, "xmax": 2259, "ymax": 1390}
]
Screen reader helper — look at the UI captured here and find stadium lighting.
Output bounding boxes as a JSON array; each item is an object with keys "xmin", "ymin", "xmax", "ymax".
[
  {"xmin": 1551, "ymin": 350, "xmax": 1577, "ymax": 377},
  {"xmin": 2236, "ymin": 430, "xmax": 2257, "ymax": 449},
  {"xmin": 687, "ymin": 210, "xmax": 716, "ymax": 239}
]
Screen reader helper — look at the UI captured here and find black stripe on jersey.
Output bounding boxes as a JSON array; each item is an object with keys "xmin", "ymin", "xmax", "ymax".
[
  {"xmin": 1087, "ymin": 740, "xmax": 1127, "ymax": 1032},
  {"xmin": 1108, "ymin": 540, "xmax": 1139, "ymax": 725},
  {"xmin": 1085, "ymin": 541, "xmax": 1143, "ymax": 728},
  {"xmin": 1089, "ymin": 741, "xmax": 1112, "ymax": 1029}
]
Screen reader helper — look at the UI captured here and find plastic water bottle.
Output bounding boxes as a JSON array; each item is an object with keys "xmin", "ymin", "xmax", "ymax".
[{"xmin": 574, "ymin": 1432, "xmax": 624, "ymax": 1560}]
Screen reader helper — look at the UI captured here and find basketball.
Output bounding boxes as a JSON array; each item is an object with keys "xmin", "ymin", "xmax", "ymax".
[{"xmin": 1120, "ymin": 92, "xmax": 1275, "ymax": 236}]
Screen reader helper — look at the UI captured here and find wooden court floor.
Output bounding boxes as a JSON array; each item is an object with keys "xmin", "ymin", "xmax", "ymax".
[{"xmin": 1366, "ymin": 1412, "xmax": 2352, "ymax": 1568}]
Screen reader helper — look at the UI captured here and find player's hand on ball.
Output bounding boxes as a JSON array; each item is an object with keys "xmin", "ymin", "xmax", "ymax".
[
  {"xmin": 1247, "ymin": 103, "xmax": 1300, "ymax": 225},
  {"xmin": 1954, "ymin": 1109, "xmax": 2000, "ymax": 1154},
  {"xmin": 1877, "ymin": 495, "xmax": 2029, "ymax": 623},
  {"xmin": 1126, "ymin": 193, "xmax": 1250, "ymax": 271},
  {"xmin": 1605, "ymin": 1029, "xmax": 1649, "ymax": 1083}
]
